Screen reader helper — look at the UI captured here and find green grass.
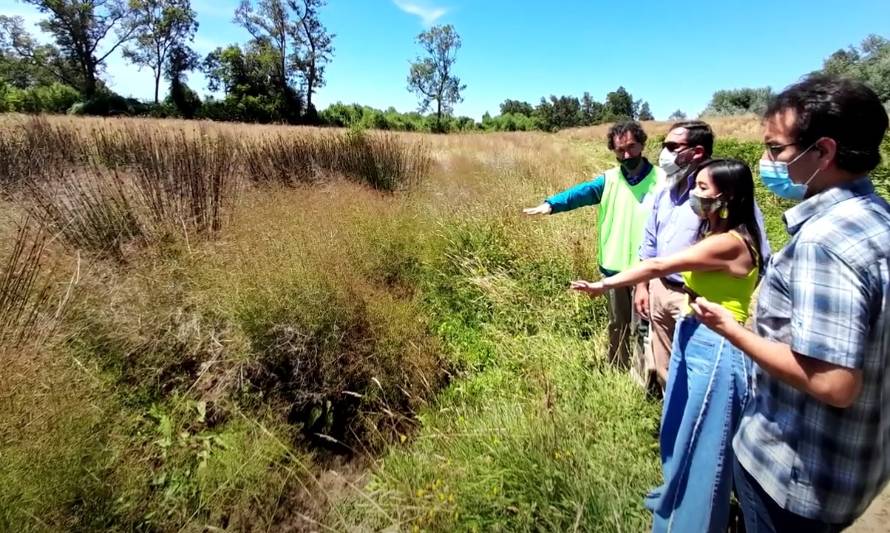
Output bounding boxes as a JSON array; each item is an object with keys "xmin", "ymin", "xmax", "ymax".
[
  {"xmin": 330, "ymin": 189, "xmax": 662, "ymax": 531},
  {"xmin": 338, "ymin": 335, "xmax": 660, "ymax": 532},
  {"xmin": 7, "ymin": 117, "xmax": 883, "ymax": 530}
]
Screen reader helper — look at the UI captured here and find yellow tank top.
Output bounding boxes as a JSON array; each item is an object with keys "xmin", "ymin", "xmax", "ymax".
[{"xmin": 681, "ymin": 231, "xmax": 759, "ymax": 323}]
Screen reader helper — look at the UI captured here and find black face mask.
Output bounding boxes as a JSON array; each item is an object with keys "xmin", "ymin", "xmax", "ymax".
[{"xmin": 618, "ymin": 155, "xmax": 643, "ymax": 174}]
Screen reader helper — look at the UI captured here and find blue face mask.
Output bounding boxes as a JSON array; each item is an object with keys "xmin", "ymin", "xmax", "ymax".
[{"xmin": 759, "ymin": 144, "xmax": 821, "ymax": 201}]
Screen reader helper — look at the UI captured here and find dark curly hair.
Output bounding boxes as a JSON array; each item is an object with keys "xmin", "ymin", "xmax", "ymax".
[{"xmin": 607, "ymin": 121, "xmax": 648, "ymax": 150}]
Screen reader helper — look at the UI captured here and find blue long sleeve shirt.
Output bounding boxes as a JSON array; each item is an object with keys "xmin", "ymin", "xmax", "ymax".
[
  {"xmin": 546, "ymin": 160, "xmax": 654, "ymax": 213},
  {"xmin": 545, "ymin": 160, "xmax": 654, "ymax": 275}
]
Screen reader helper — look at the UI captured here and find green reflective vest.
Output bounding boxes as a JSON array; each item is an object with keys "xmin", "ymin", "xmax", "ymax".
[{"xmin": 597, "ymin": 165, "xmax": 665, "ymax": 272}]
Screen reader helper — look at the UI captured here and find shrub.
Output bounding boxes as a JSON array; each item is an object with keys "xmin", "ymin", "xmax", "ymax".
[
  {"xmin": 873, "ymin": 133, "xmax": 890, "ymax": 198},
  {"xmin": 240, "ymin": 128, "xmax": 431, "ymax": 191},
  {"xmin": 69, "ymin": 92, "xmax": 150, "ymax": 116},
  {"xmin": 90, "ymin": 126, "xmax": 240, "ymax": 236},
  {"xmin": 12, "ymin": 122, "xmax": 240, "ymax": 257},
  {"xmin": 1, "ymin": 83, "xmax": 82, "ymax": 114}
]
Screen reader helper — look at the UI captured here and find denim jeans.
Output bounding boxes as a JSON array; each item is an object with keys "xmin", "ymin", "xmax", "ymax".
[
  {"xmin": 645, "ymin": 314, "xmax": 751, "ymax": 533},
  {"xmin": 733, "ymin": 459, "xmax": 853, "ymax": 533}
]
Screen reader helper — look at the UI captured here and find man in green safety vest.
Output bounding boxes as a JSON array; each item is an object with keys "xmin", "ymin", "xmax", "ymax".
[{"xmin": 524, "ymin": 121, "xmax": 665, "ymax": 368}]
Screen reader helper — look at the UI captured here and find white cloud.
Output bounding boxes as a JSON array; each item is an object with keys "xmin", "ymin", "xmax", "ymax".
[{"xmin": 392, "ymin": 0, "xmax": 447, "ymax": 27}]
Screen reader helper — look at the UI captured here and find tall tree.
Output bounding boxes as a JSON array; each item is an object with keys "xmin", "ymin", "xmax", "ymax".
[
  {"xmin": 499, "ymin": 98, "xmax": 534, "ymax": 117},
  {"xmin": 702, "ymin": 87, "xmax": 772, "ymax": 116},
  {"xmin": 637, "ymin": 101, "xmax": 654, "ymax": 121},
  {"xmin": 204, "ymin": 40, "xmax": 275, "ymax": 97},
  {"xmin": 580, "ymin": 91, "xmax": 604, "ymax": 125},
  {"xmin": 0, "ymin": 15, "xmax": 73, "ymax": 88},
  {"xmin": 23, "ymin": 0, "xmax": 139, "ymax": 96},
  {"xmin": 668, "ymin": 109, "xmax": 687, "ymax": 121},
  {"xmin": 819, "ymin": 34, "xmax": 890, "ymax": 104},
  {"xmin": 165, "ymin": 44, "xmax": 199, "ymax": 116},
  {"xmin": 289, "ymin": 0, "xmax": 333, "ymax": 119},
  {"xmin": 123, "ymin": 0, "xmax": 197, "ymax": 104},
  {"xmin": 234, "ymin": 0, "xmax": 301, "ymax": 119},
  {"xmin": 203, "ymin": 39, "xmax": 297, "ymax": 122},
  {"xmin": 407, "ymin": 24, "xmax": 466, "ymax": 133},
  {"xmin": 549, "ymin": 95, "xmax": 581, "ymax": 129},
  {"xmin": 603, "ymin": 86, "xmax": 634, "ymax": 121}
]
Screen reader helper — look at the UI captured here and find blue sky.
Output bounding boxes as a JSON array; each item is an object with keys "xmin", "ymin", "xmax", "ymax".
[{"xmin": 3, "ymin": 0, "xmax": 889, "ymax": 119}]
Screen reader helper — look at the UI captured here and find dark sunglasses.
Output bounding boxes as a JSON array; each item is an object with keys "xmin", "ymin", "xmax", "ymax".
[{"xmin": 662, "ymin": 141, "xmax": 691, "ymax": 153}]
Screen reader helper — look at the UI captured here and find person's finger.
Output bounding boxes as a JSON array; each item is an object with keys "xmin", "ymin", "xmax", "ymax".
[
  {"xmin": 637, "ymin": 296, "xmax": 649, "ymax": 318},
  {"xmin": 690, "ymin": 298, "xmax": 710, "ymax": 316}
]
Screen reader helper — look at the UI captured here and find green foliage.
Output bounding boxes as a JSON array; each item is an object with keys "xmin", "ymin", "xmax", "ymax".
[
  {"xmin": 819, "ymin": 34, "xmax": 890, "ymax": 104},
  {"xmin": 1, "ymin": 81, "xmax": 80, "ymax": 113},
  {"xmin": 702, "ymin": 87, "xmax": 772, "ymax": 117},
  {"xmin": 485, "ymin": 87, "xmax": 643, "ymax": 133},
  {"xmin": 481, "ymin": 111, "xmax": 538, "ymax": 132},
  {"xmin": 23, "ymin": 0, "xmax": 139, "ymax": 96},
  {"xmin": 349, "ymin": 351, "xmax": 659, "ymax": 532},
  {"xmin": 872, "ymin": 133, "xmax": 890, "ymax": 198},
  {"xmin": 581, "ymin": 91, "xmax": 605, "ymax": 125},
  {"xmin": 499, "ymin": 98, "xmax": 534, "ymax": 117},
  {"xmin": 669, "ymin": 109, "xmax": 687, "ymax": 121},
  {"xmin": 0, "ymin": 15, "xmax": 71, "ymax": 88},
  {"xmin": 69, "ymin": 91, "xmax": 151, "ymax": 115},
  {"xmin": 712, "ymin": 138, "xmax": 796, "ymax": 248},
  {"xmin": 123, "ymin": 0, "xmax": 198, "ymax": 104},
  {"xmin": 535, "ymin": 95, "xmax": 582, "ymax": 132},
  {"xmin": 291, "ymin": 0, "xmax": 334, "ymax": 115},
  {"xmin": 338, "ymin": 209, "xmax": 658, "ymax": 531},
  {"xmin": 603, "ymin": 86, "xmax": 634, "ymax": 121},
  {"xmin": 408, "ymin": 24, "xmax": 466, "ymax": 132},
  {"xmin": 202, "ymin": 39, "xmax": 303, "ymax": 123},
  {"xmin": 166, "ymin": 80, "xmax": 202, "ymax": 118},
  {"xmin": 0, "ymin": 81, "xmax": 8, "ymax": 112},
  {"xmin": 319, "ymin": 102, "xmax": 477, "ymax": 132}
]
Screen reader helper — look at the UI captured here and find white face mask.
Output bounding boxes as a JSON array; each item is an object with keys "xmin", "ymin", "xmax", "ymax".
[{"xmin": 658, "ymin": 147, "xmax": 688, "ymax": 184}]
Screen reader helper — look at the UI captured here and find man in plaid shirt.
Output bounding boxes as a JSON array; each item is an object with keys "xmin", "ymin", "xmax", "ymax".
[{"xmin": 693, "ymin": 75, "xmax": 890, "ymax": 531}]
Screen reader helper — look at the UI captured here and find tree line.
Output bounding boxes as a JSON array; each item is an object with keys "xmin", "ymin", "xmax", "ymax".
[
  {"xmin": 1, "ymin": 6, "xmax": 888, "ymax": 133},
  {"xmin": 0, "ymin": 0, "xmax": 334, "ymax": 122}
]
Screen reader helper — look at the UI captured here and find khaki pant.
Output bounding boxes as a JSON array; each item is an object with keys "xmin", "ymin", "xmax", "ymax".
[
  {"xmin": 607, "ymin": 286, "xmax": 646, "ymax": 369},
  {"xmin": 648, "ymin": 277, "xmax": 687, "ymax": 387}
]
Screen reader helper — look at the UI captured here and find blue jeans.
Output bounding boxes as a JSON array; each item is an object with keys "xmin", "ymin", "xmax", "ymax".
[
  {"xmin": 645, "ymin": 314, "xmax": 751, "ymax": 533},
  {"xmin": 733, "ymin": 459, "xmax": 853, "ymax": 533}
]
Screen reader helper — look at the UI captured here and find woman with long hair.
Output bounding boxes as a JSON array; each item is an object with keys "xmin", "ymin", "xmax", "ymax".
[{"xmin": 571, "ymin": 159, "xmax": 766, "ymax": 532}]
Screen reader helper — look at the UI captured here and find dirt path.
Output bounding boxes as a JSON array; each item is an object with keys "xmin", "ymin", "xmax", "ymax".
[{"xmin": 849, "ymin": 485, "xmax": 890, "ymax": 532}]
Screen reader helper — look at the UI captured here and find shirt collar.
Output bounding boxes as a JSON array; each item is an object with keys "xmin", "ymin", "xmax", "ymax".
[
  {"xmin": 669, "ymin": 172, "xmax": 696, "ymax": 204},
  {"xmin": 783, "ymin": 177, "xmax": 875, "ymax": 235},
  {"xmin": 621, "ymin": 158, "xmax": 653, "ymax": 186}
]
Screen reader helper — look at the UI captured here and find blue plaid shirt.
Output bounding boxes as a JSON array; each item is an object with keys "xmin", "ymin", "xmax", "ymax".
[{"xmin": 733, "ymin": 177, "xmax": 890, "ymax": 524}]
